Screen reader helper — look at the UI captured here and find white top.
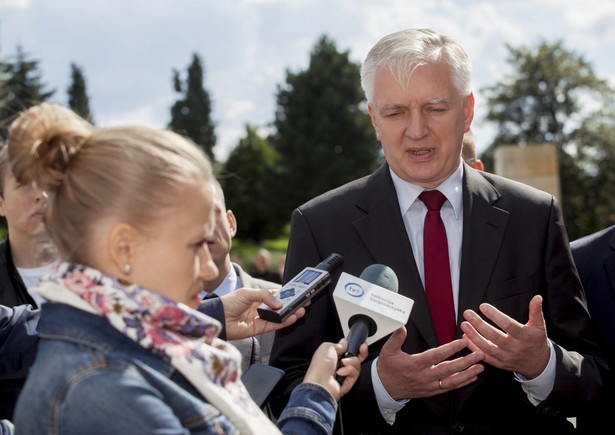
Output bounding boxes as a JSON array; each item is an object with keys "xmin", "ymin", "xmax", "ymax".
[{"xmin": 17, "ymin": 261, "xmax": 58, "ymax": 306}]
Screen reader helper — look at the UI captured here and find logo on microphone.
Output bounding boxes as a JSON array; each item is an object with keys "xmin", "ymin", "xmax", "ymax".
[{"xmin": 344, "ymin": 282, "xmax": 364, "ymax": 297}]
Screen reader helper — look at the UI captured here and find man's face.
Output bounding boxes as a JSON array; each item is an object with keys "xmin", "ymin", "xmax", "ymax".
[
  {"xmin": 0, "ymin": 173, "xmax": 48, "ymax": 239},
  {"xmin": 206, "ymin": 192, "xmax": 236, "ymax": 265},
  {"xmin": 367, "ymin": 61, "xmax": 474, "ymax": 188}
]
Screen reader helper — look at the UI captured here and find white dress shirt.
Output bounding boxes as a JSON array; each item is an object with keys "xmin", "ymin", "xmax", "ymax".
[{"xmin": 370, "ymin": 163, "xmax": 555, "ymax": 424}]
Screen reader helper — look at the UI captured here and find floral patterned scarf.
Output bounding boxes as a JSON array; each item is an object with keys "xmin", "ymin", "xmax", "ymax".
[{"xmin": 37, "ymin": 262, "xmax": 281, "ymax": 435}]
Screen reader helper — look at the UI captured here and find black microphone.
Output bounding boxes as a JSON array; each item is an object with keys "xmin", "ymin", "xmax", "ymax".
[
  {"xmin": 257, "ymin": 253, "xmax": 343, "ymax": 323},
  {"xmin": 336, "ymin": 264, "xmax": 399, "ymax": 383}
]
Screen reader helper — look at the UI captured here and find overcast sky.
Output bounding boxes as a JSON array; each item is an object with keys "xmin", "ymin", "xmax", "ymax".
[{"xmin": 1, "ymin": 0, "xmax": 614, "ymax": 161}]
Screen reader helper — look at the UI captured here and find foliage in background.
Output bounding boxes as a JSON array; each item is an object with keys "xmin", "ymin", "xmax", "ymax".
[
  {"xmin": 266, "ymin": 35, "xmax": 381, "ymax": 225},
  {"xmin": 0, "ymin": 46, "xmax": 54, "ymax": 139},
  {"xmin": 231, "ymin": 223, "xmax": 290, "ymax": 271},
  {"xmin": 2, "ymin": 36, "xmax": 615, "ymax": 245},
  {"xmin": 67, "ymin": 63, "xmax": 94, "ymax": 124},
  {"xmin": 168, "ymin": 53, "xmax": 217, "ymax": 161},
  {"xmin": 567, "ymin": 110, "xmax": 615, "ymax": 234},
  {"xmin": 218, "ymin": 124, "xmax": 281, "ymax": 241},
  {"xmin": 481, "ymin": 40, "xmax": 615, "ymax": 239}
]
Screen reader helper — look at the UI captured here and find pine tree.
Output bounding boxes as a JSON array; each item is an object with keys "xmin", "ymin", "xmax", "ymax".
[
  {"xmin": 0, "ymin": 46, "xmax": 54, "ymax": 139},
  {"xmin": 168, "ymin": 53, "xmax": 216, "ymax": 161},
  {"xmin": 220, "ymin": 125, "xmax": 280, "ymax": 241},
  {"xmin": 268, "ymin": 35, "xmax": 380, "ymax": 221},
  {"xmin": 67, "ymin": 63, "xmax": 94, "ymax": 123}
]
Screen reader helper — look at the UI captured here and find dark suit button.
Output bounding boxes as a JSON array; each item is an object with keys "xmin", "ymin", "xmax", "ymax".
[{"xmin": 452, "ymin": 422, "xmax": 464, "ymax": 432}]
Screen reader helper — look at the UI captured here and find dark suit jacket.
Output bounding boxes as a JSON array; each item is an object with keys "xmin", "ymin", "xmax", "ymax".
[
  {"xmin": 0, "ymin": 304, "xmax": 39, "ymax": 420},
  {"xmin": 0, "ymin": 239, "xmax": 38, "ymax": 420},
  {"xmin": 571, "ymin": 225, "xmax": 615, "ymax": 434},
  {"xmin": 270, "ymin": 163, "xmax": 606, "ymax": 434},
  {"xmin": 0, "ymin": 239, "xmax": 37, "ymax": 308}
]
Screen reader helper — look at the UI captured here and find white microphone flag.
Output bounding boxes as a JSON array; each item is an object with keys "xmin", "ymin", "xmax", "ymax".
[{"xmin": 333, "ymin": 272, "xmax": 414, "ymax": 345}]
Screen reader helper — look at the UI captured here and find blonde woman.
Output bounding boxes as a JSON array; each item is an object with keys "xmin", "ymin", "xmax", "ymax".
[{"xmin": 11, "ymin": 103, "xmax": 366, "ymax": 435}]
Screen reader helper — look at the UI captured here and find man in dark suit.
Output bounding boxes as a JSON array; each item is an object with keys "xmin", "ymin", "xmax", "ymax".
[
  {"xmin": 0, "ymin": 144, "xmax": 58, "ymax": 421},
  {"xmin": 270, "ymin": 28, "xmax": 606, "ymax": 434},
  {"xmin": 571, "ymin": 225, "xmax": 615, "ymax": 434},
  {"xmin": 201, "ymin": 179, "xmax": 281, "ymax": 371}
]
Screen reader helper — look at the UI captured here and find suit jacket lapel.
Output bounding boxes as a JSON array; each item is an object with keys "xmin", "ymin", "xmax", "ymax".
[
  {"xmin": 349, "ymin": 165, "xmax": 513, "ymax": 347},
  {"xmin": 352, "ymin": 164, "xmax": 438, "ymax": 346},
  {"xmin": 458, "ymin": 167, "xmax": 510, "ymax": 314}
]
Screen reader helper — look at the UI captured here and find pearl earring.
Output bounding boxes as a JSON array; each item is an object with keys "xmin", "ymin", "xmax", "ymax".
[{"xmin": 124, "ymin": 263, "xmax": 132, "ymax": 274}]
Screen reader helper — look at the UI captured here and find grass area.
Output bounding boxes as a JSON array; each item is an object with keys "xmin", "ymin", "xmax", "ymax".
[
  {"xmin": 230, "ymin": 224, "xmax": 290, "ymax": 271},
  {"xmin": 231, "ymin": 239, "xmax": 288, "ymax": 271}
]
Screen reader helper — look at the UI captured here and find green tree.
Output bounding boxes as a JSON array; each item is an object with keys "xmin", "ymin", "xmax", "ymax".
[
  {"xmin": 268, "ymin": 35, "xmax": 380, "ymax": 220},
  {"xmin": 0, "ymin": 46, "xmax": 54, "ymax": 139},
  {"xmin": 168, "ymin": 53, "xmax": 216, "ymax": 161},
  {"xmin": 567, "ymin": 110, "xmax": 615, "ymax": 235},
  {"xmin": 67, "ymin": 63, "xmax": 94, "ymax": 123},
  {"xmin": 481, "ymin": 40, "xmax": 615, "ymax": 239},
  {"xmin": 219, "ymin": 125, "xmax": 280, "ymax": 241}
]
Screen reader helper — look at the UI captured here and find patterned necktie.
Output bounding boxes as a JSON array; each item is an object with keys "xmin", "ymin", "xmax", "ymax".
[{"xmin": 419, "ymin": 190, "xmax": 456, "ymax": 345}]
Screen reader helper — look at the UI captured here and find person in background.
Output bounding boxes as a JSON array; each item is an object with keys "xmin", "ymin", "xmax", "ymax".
[
  {"xmin": 270, "ymin": 28, "xmax": 606, "ymax": 434},
  {"xmin": 461, "ymin": 129, "xmax": 484, "ymax": 170},
  {"xmin": 0, "ymin": 144, "xmax": 58, "ymax": 309},
  {"xmin": 11, "ymin": 103, "xmax": 366, "ymax": 435},
  {"xmin": 251, "ymin": 247, "xmax": 282, "ymax": 283},
  {"xmin": 201, "ymin": 178, "xmax": 281, "ymax": 369},
  {"xmin": 277, "ymin": 253, "xmax": 286, "ymax": 286},
  {"xmin": 570, "ymin": 225, "xmax": 615, "ymax": 434},
  {"xmin": 0, "ymin": 144, "xmax": 59, "ymax": 421}
]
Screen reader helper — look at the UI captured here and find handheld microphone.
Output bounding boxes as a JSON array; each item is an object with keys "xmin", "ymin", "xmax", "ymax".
[
  {"xmin": 257, "ymin": 253, "xmax": 343, "ymax": 323},
  {"xmin": 344, "ymin": 264, "xmax": 399, "ymax": 357},
  {"xmin": 333, "ymin": 264, "xmax": 412, "ymax": 383}
]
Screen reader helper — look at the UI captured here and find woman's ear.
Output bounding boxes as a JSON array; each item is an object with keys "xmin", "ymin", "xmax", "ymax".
[{"xmin": 108, "ymin": 223, "xmax": 138, "ymax": 278}]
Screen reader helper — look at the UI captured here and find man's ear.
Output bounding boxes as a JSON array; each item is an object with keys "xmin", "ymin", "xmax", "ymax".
[
  {"xmin": 464, "ymin": 92, "xmax": 475, "ymax": 129},
  {"xmin": 227, "ymin": 209, "xmax": 237, "ymax": 238},
  {"xmin": 108, "ymin": 223, "xmax": 139, "ymax": 276},
  {"xmin": 367, "ymin": 103, "xmax": 381, "ymax": 141}
]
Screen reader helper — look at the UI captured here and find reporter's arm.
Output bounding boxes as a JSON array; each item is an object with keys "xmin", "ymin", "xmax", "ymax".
[
  {"xmin": 0, "ymin": 304, "xmax": 40, "ymax": 379},
  {"xmin": 277, "ymin": 339, "xmax": 367, "ymax": 434},
  {"xmin": 197, "ymin": 287, "xmax": 306, "ymax": 341}
]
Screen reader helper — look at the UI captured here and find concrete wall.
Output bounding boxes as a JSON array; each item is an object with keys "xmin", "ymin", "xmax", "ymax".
[{"xmin": 493, "ymin": 143, "xmax": 561, "ymax": 202}]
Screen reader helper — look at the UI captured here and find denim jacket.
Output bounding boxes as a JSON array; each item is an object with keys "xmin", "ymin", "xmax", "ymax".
[{"xmin": 14, "ymin": 303, "xmax": 337, "ymax": 435}]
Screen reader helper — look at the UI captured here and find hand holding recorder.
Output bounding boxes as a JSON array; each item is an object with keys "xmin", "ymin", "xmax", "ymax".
[{"xmin": 257, "ymin": 253, "xmax": 343, "ymax": 323}]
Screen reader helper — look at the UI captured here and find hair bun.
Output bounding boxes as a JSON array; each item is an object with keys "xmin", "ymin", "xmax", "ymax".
[{"xmin": 7, "ymin": 103, "xmax": 92, "ymax": 193}]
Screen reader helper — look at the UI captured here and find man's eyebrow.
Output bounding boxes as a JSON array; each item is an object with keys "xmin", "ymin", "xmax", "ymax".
[
  {"xmin": 427, "ymin": 98, "xmax": 449, "ymax": 104},
  {"xmin": 379, "ymin": 103, "xmax": 406, "ymax": 111},
  {"xmin": 379, "ymin": 98, "xmax": 450, "ymax": 111}
]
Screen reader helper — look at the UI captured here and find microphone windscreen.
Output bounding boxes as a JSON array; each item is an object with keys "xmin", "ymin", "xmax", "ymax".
[{"xmin": 359, "ymin": 264, "xmax": 399, "ymax": 293}]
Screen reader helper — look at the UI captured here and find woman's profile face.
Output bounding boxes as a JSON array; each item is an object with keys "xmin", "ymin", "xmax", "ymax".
[{"xmin": 129, "ymin": 182, "xmax": 218, "ymax": 307}]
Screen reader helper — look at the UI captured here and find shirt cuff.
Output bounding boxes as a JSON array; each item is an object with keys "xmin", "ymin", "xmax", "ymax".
[
  {"xmin": 371, "ymin": 357, "xmax": 409, "ymax": 425},
  {"xmin": 514, "ymin": 340, "xmax": 556, "ymax": 405}
]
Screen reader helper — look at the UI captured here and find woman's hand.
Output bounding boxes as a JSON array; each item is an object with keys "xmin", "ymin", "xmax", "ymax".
[{"xmin": 304, "ymin": 338, "xmax": 368, "ymax": 401}]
